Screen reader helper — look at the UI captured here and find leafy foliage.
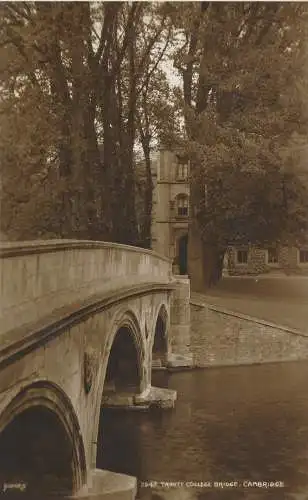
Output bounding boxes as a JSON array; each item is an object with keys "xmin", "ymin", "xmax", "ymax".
[
  {"xmin": 1, "ymin": 0, "xmax": 308, "ymax": 281},
  {"xmin": 0, "ymin": 2, "xmax": 175, "ymax": 244},
  {"xmin": 169, "ymin": 2, "xmax": 308, "ymax": 285}
]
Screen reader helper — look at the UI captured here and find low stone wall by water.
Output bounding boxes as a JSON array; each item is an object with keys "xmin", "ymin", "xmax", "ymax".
[{"xmin": 190, "ymin": 299, "xmax": 308, "ymax": 367}]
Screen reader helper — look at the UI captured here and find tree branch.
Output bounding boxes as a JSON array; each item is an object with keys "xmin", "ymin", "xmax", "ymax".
[{"xmin": 138, "ymin": 26, "xmax": 172, "ymax": 98}]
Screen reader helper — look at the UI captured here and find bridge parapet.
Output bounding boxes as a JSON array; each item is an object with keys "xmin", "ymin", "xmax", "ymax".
[{"xmin": 0, "ymin": 240, "xmax": 172, "ymax": 337}]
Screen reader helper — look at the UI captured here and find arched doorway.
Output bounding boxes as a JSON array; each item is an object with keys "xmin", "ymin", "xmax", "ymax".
[
  {"xmin": 178, "ymin": 234, "xmax": 188, "ymax": 275},
  {"xmin": 0, "ymin": 406, "xmax": 74, "ymax": 496},
  {"xmin": 152, "ymin": 305, "xmax": 168, "ymax": 370}
]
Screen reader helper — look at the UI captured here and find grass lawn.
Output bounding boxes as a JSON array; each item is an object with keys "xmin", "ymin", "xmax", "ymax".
[{"xmin": 194, "ymin": 276, "xmax": 308, "ymax": 333}]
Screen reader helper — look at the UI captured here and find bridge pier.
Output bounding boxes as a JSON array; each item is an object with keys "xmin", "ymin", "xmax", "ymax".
[
  {"xmin": 134, "ymin": 385, "xmax": 177, "ymax": 409},
  {"xmin": 168, "ymin": 275, "xmax": 194, "ymax": 370},
  {"xmin": 102, "ymin": 385, "xmax": 177, "ymax": 410}
]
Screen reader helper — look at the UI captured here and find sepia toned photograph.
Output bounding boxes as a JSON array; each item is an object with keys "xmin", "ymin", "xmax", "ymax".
[{"xmin": 1, "ymin": 1, "xmax": 308, "ymax": 499}]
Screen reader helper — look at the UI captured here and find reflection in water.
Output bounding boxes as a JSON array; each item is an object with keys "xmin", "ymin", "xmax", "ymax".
[
  {"xmin": 98, "ymin": 362, "xmax": 308, "ymax": 500},
  {"xmin": 3, "ymin": 362, "xmax": 308, "ymax": 499}
]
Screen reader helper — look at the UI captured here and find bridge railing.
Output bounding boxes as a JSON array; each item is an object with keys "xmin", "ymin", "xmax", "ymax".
[{"xmin": 0, "ymin": 240, "xmax": 172, "ymax": 336}]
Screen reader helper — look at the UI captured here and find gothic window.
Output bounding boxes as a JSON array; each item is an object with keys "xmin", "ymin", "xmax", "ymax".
[
  {"xmin": 176, "ymin": 161, "xmax": 189, "ymax": 181},
  {"xmin": 176, "ymin": 194, "xmax": 189, "ymax": 216}
]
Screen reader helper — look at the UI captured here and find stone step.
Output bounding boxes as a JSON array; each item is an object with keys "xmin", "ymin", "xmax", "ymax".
[
  {"xmin": 167, "ymin": 353, "xmax": 194, "ymax": 371},
  {"xmin": 101, "ymin": 392, "xmax": 149, "ymax": 410},
  {"xmin": 101, "ymin": 386, "xmax": 177, "ymax": 410},
  {"xmin": 77, "ymin": 469, "xmax": 137, "ymax": 499},
  {"xmin": 134, "ymin": 386, "xmax": 177, "ymax": 409}
]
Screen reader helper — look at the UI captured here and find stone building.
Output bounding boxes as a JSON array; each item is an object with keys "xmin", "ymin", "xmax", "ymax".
[
  {"xmin": 150, "ymin": 147, "xmax": 308, "ymax": 277},
  {"xmin": 151, "ymin": 148, "xmax": 190, "ymax": 275},
  {"xmin": 226, "ymin": 245, "xmax": 308, "ymax": 276}
]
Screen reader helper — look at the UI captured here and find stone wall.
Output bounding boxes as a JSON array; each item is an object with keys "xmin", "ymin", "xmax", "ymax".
[
  {"xmin": 169, "ymin": 276, "xmax": 192, "ymax": 363},
  {"xmin": 0, "ymin": 240, "xmax": 171, "ymax": 336},
  {"xmin": 249, "ymin": 246, "xmax": 267, "ymax": 273},
  {"xmin": 279, "ymin": 246, "xmax": 307, "ymax": 274},
  {"xmin": 0, "ymin": 287, "xmax": 171, "ymax": 493},
  {"xmin": 151, "ymin": 149, "xmax": 189, "ymax": 262},
  {"xmin": 0, "ymin": 238, "xmax": 175, "ymax": 499},
  {"xmin": 190, "ymin": 299, "xmax": 308, "ymax": 367},
  {"xmin": 227, "ymin": 245, "xmax": 308, "ymax": 276},
  {"xmin": 227, "ymin": 246, "xmax": 269, "ymax": 275}
]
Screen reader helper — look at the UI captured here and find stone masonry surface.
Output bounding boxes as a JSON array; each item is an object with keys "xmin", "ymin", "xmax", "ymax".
[
  {"xmin": 0, "ymin": 239, "xmax": 187, "ymax": 500},
  {"xmin": 190, "ymin": 299, "xmax": 308, "ymax": 367},
  {"xmin": 0, "ymin": 240, "xmax": 171, "ymax": 337}
]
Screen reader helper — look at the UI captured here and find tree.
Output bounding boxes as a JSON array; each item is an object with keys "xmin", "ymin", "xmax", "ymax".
[
  {"xmin": 129, "ymin": 3, "xmax": 176, "ymax": 248},
  {"xmin": 0, "ymin": 3, "xmax": 153, "ymax": 243},
  {"xmin": 171, "ymin": 2, "xmax": 308, "ymax": 290},
  {"xmin": 0, "ymin": 56, "xmax": 64, "ymax": 239},
  {"xmin": 0, "ymin": 2, "xmax": 115, "ymax": 240},
  {"xmin": 136, "ymin": 69, "xmax": 183, "ymax": 247},
  {"xmin": 0, "ymin": 2, "xmax": 183, "ymax": 246}
]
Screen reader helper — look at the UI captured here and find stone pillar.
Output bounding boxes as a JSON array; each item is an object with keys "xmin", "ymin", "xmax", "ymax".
[{"xmin": 168, "ymin": 276, "xmax": 194, "ymax": 369}]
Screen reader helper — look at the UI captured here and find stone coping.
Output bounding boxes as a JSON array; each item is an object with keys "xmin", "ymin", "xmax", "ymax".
[
  {"xmin": 0, "ymin": 282, "xmax": 174, "ymax": 367},
  {"xmin": 223, "ymin": 273, "xmax": 308, "ymax": 279},
  {"xmin": 190, "ymin": 298, "xmax": 308, "ymax": 338},
  {"xmin": 0, "ymin": 239, "xmax": 171, "ymax": 263}
]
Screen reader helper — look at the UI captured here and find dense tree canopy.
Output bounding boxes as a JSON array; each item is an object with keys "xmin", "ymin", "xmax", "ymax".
[
  {"xmin": 1, "ymin": 2, "xmax": 308, "ymax": 290},
  {"xmin": 0, "ymin": 1, "xmax": 173, "ymax": 243},
  {"xmin": 170, "ymin": 1, "xmax": 308, "ymax": 287}
]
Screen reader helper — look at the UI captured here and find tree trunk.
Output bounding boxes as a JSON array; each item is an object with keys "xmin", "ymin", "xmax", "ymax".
[
  {"xmin": 188, "ymin": 230, "xmax": 225, "ymax": 291},
  {"xmin": 140, "ymin": 134, "xmax": 153, "ymax": 249},
  {"xmin": 188, "ymin": 219, "xmax": 208, "ymax": 292},
  {"xmin": 208, "ymin": 248, "xmax": 225, "ymax": 287}
]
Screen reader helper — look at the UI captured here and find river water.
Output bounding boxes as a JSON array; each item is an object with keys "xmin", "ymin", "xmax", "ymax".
[
  {"xmin": 3, "ymin": 361, "xmax": 308, "ymax": 500},
  {"xmin": 98, "ymin": 362, "xmax": 308, "ymax": 500}
]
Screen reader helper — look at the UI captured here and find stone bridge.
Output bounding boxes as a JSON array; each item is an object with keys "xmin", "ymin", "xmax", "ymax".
[{"xmin": 0, "ymin": 240, "xmax": 192, "ymax": 499}]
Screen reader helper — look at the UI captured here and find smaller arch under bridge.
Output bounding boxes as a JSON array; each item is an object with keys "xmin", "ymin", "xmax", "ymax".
[{"xmin": 0, "ymin": 240, "xmax": 192, "ymax": 499}]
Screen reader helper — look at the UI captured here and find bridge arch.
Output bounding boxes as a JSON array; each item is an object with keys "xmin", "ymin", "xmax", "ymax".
[
  {"xmin": 151, "ymin": 303, "xmax": 169, "ymax": 369},
  {"xmin": 104, "ymin": 308, "xmax": 146, "ymax": 390},
  {"xmin": 0, "ymin": 381, "xmax": 86, "ymax": 495},
  {"xmin": 91, "ymin": 308, "xmax": 146, "ymax": 468}
]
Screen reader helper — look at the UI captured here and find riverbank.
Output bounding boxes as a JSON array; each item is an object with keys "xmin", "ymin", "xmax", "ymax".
[
  {"xmin": 197, "ymin": 276, "xmax": 308, "ymax": 332},
  {"xmin": 99, "ymin": 363, "xmax": 308, "ymax": 500},
  {"xmin": 189, "ymin": 276, "xmax": 308, "ymax": 368}
]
